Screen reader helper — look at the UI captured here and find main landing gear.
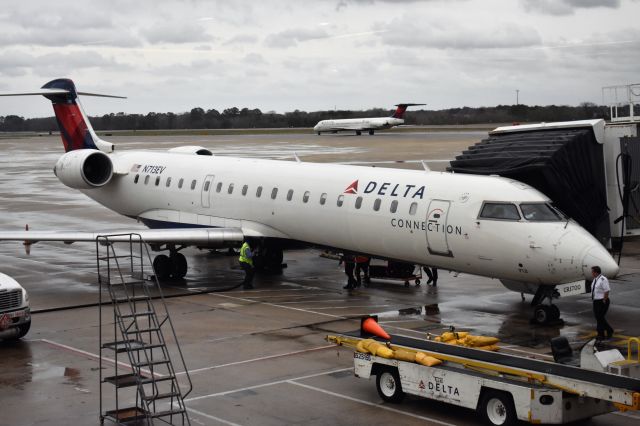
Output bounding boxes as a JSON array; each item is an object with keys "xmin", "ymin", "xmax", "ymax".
[
  {"xmin": 369, "ymin": 129, "xmax": 375, "ymax": 135},
  {"xmin": 253, "ymin": 244, "xmax": 285, "ymax": 273},
  {"xmin": 152, "ymin": 246, "xmax": 188, "ymax": 281},
  {"xmin": 530, "ymin": 286, "xmax": 562, "ymax": 325}
]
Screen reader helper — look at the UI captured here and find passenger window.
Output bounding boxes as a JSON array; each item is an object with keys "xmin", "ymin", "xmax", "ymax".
[
  {"xmin": 409, "ymin": 202, "xmax": 418, "ymax": 215},
  {"xmin": 191, "ymin": 180, "xmax": 197, "ymax": 190},
  {"xmin": 287, "ymin": 189, "xmax": 294, "ymax": 201},
  {"xmin": 480, "ymin": 202, "xmax": 521, "ymax": 220},
  {"xmin": 337, "ymin": 195, "xmax": 344, "ymax": 207},
  {"xmin": 390, "ymin": 200, "xmax": 398, "ymax": 213},
  {"xmin": 242, "ymin": 185, "xmax": 248, "ymax": 196},
  {"xmin": 166, "ymin": 177, "xmax": 171, "ymax": 187},
  {"xmin": 373, "ymin": 198, "xmax": 381, "ymax": 211},
  {"xmin": 178, "ymin": 178, "xmax": 184, "ymax": 189},
  {"xmin": 520, "ymin": 203, "xmax": 562, "ymax": 221},
  {"xmin": 216, "ymin": 182, "xmax": 223, "ymax": 193},
  {"xmin": 303, "ymin": 191, "xmax": 310, "ymax": 203},
  {"xmin": 228, "ymin": 183, "xmax": 234, "ymax": 194},
  {"xmin": 134, "ymin": 174, "xmax": 139, "ymax": 184},
  {"xmin": 204, "ymin": 181, "xmax": 210, "ymax": 191},
  {"xmin": 256, "ymin": 186, "xmax": 263, "ymax": 197},
  {"xmin": 271, "ymin": 187, "xmax": 278, "ymax": 199},
  {"xmin": 355, "ymin": 196, "xmax": 363, "ymax": 209},
  {"xmin": 155, "ymin": 176, "xmax": 160, "ymax": 186},
  {"xmin": 320, "ymin": 193, "xmax": 327, "ymax": 205},
  {"xmin": 144, "ymin": 175, "xmax": 150, "ymax": 185}
]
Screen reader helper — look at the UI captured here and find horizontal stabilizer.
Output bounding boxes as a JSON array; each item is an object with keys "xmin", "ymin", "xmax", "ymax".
[
  {"xmin": 0, "ymin": 89, "xmax": 126, "ymax": 98},
  {"xmin": 394, "ymin": 103, "xmax": 426, "ymax": 107}
]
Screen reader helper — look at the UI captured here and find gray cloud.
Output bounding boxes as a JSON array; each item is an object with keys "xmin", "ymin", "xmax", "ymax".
[
  {"xmin": 265, "ymin": 28, "xmax": 330, "ymax": 48},
  {"xmin": 224, "ymin": 35, "xmax": 259, "ymax": 45},
  {"xmin": 0, "ymin": 50, "xmax": 128, "ymax": 78},
  {"xmin": 378, "ymin": 17, "xmax": 541, "ymax": 50},
  {"xmin": 139, "ymin": 22, "xmax": 213, "ymax": 44},
  {"xmin": 520, "ymin": 0, "xmax": 621, "ymax": 15}
]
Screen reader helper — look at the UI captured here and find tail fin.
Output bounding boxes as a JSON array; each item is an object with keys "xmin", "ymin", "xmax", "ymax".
[
  {"xmin": 391, "ymin": 103, "xmax": 426, "ymax": 119},
  {"xmin": 0, "ymin": 78, "xmax": 125, "ymax": 153},
  {"xmin": 42, "ymin": 79, "xmax": 120, "ymax": 152}
]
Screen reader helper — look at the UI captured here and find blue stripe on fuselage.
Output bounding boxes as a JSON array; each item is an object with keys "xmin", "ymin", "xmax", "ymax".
[{"xmin": 138, "ymin": 218, "xmax": 215, "ymax": 229}]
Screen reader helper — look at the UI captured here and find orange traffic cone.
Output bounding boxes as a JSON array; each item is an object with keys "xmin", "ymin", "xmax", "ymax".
[{"xmin": 362, "ymin": 317, "xmax": 391, "ymax": 340}]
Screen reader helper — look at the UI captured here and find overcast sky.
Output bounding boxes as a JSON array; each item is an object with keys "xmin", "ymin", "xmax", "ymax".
[{"xmin": 1, "ymin": 0, "xmax": 640, "ymax": 118}]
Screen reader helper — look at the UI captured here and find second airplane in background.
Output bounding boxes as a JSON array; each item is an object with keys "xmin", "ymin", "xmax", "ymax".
[{"xmin": 313, "ymin": 103, "xmax": 424, "ymax": 136}]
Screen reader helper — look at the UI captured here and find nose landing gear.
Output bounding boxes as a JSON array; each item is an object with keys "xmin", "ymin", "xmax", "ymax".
[{"xmin": 531, "ymin": 286, "xmax": 562, "ymax": 325}]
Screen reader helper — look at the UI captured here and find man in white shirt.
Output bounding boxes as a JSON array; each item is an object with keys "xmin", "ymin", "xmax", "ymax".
[{"xmin": 591, "ymin": 266, "xmax": 614, "ymax": 340}]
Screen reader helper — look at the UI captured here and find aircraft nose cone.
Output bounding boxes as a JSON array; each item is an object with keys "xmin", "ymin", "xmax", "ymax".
[{"xmin": 583, "ymin": 245, "xmax": 619, "ymax": 278}]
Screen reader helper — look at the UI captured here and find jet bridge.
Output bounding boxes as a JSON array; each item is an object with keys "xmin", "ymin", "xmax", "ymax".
[{"xmin": 449, "ymin": 96, "xmax": 640, "ymax": 249}]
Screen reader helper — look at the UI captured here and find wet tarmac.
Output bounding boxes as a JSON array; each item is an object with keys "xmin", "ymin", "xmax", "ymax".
[{"xmin": 1, "ymin": 131, "xmax": 639, "ymax": 425}]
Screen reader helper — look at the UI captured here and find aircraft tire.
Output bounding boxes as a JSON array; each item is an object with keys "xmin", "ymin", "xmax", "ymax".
[
  {"xmin": 369, "ymin": 129, "xmax": 375, "ymax": 135},
  {"xmin": 153, "ymin": 254, "xmax": 172, "ymax": 281},
  {"xmin": 170, "ymin": 252, "xmax": 188, "ymax": 279},
  {"xmin": 533, "ymin": 305, "xmax": 551, "ymax": 325},
  {"xmin": 317, "ymin": 132, "xmax": 321, "ymax": 135},
  {"xmin": 356, "ymin": 130, "xmax": 362, "ymax": 136}
]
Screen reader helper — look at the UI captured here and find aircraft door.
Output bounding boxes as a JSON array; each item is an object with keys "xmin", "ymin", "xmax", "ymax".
[
  {"xmin": 201, "ymin": 175, "xmax": 215, "ymax": 208},
  {"xmin": 426, "ymin": 200, "xmax": 453, "ymax": 257}
]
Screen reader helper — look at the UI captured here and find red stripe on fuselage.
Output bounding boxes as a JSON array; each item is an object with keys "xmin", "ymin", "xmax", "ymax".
[{"xmin": 53, "ymin": 103, "xmax": 89, "ymax": 151}]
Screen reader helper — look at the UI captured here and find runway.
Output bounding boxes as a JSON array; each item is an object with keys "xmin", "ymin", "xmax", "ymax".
[{"xmin": 1, "ymin": 131, "xmax": 639, "ymax": 425}]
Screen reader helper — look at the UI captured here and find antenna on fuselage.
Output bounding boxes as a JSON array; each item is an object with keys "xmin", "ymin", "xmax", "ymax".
[
  {"xmin": 293, "ymin": 152, "xmax": 302, "ymax": 163},
  {"xmin": 421, "ymin": 160, "xmax": 431, "ymax": 172}
]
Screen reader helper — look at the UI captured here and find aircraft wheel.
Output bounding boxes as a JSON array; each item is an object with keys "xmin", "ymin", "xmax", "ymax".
[
  {"xmin": 533, "ymin": 305, "xmax": 551, "ymax": 325},
  {"xmin": 170, "ymin": 252, "xmax": 188, "ymax": 279},
  {"xmin": 356, "ymin": 130, "xmax": 362, "ymax": 136},
  {"xmin": 153, "ymin": 254, "xmax": 172, "ymax": 281},
  {"xmin": 369, "ymin": 129, "xmax": 375, "ymax": 135},
  {"xmin": 415, "ymin": 279, "xmax": 421, "ymax": 286},
  {"xmin": 549, "ymin": 304, "xmax": 560, "ymax": 321},
  {"xmin": 479, "ymin": 390, "xmax": 517, "ymax": 426},
  {"xmin": 376, "ymin": 368, "xmax": 404, "ymax": 403},
  {"xmin": 317, "ymin": 132, "xmax": 321, "ymax": 135}
]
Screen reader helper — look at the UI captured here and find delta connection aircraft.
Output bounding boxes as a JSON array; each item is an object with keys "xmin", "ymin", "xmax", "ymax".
[
  {"xmin": 0, "ymin": 79, "xmax": 619, "ymax": 324},
  {"xmin": 313, "ymin": 103, "xmax": 424, "ymax": 135}
]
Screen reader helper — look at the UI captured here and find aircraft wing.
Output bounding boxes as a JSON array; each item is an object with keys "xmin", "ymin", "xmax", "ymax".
[{"xmin": 0, "ymin": 227, "xmax": 244, "ymax": 247}]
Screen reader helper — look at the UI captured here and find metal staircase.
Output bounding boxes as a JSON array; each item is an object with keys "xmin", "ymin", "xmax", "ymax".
[{"xmin": 97, "ymin": 233, "xmax": 192, "ymax": 425}]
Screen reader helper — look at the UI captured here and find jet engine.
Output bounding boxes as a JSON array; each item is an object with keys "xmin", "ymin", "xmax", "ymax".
[{"xmin": 53, "ymin": 149, "xmax": 113, "ymax": 189}]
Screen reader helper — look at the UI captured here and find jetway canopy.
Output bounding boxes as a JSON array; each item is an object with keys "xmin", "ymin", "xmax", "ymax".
[{"xmin": 449, "ymin": 126, "xmax": 610, "ymax": 244}]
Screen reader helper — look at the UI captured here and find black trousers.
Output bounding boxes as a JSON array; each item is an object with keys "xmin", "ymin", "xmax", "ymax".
[
  {"xmin": 344, "ymin": 262, "xmax": 357, "ymax": 288},
  {"xmin": 593, "ymin": 299, "xmax": 613, "ymax": 338},
  {"xmin": 424, "ymin": 267, "xmax": 438, "ymax": 284},
  {"xmin": 240, "ymin": 262, "xmax": 254, "ymax": 288}
]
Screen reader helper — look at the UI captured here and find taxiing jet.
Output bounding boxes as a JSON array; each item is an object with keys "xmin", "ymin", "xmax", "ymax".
[
  {"xmin": 0, "ymin": 80, "xmax": 619, "ymax": 324},
  {"xmin": 313, "ymin": 103, "xmax": 424, "ymax": 136}
]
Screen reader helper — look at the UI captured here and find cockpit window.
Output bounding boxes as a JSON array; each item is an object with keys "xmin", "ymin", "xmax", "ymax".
[
  {"xmin": 520, "ymin": 203, "xmax": 563, "ymax": 221},
  {"xmin": 479, "ymin": 202, "xmax": 520, "ymax": 220}
]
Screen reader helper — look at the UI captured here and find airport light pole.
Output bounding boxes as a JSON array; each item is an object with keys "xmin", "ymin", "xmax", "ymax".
[{"xmin": 516, "ymin": 90, "xmax": 519, "ymax": 105}]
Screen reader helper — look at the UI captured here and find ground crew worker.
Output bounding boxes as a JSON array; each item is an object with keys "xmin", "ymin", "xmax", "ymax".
[
  {"xmin": 591, "ymin": 265, "xmax": 614, "ymax": 340},
  {"xmin": 424, "ymin": 266, "xmax": 438, "ymax": 286},
  {"xmin": 239, "ymin": 240, "xmax": 254, "ymax": 289},
  {"xmin": 340, "ymin": 253, "xmax": 357, "ymax": 290},
  {"xmin": 355, "ymin": 255, "xmax": 371, "ymax": 287}
]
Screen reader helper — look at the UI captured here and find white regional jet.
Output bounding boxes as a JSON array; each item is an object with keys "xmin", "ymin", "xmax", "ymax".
[
  {"xmin": 313, "ymin": 103, "xmax": 424, "ymax": 136},
  {"xmin": 0, "ymin": 79, "xmax": 619, "ymax": 324}
]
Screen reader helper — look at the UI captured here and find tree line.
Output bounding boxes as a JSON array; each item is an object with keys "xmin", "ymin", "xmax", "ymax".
[{"xmin": 0, "ymin": 103, "xmax": 609, "ymax": 132}]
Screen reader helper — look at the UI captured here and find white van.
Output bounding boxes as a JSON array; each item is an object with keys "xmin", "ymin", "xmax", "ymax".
[{"xmin": 0, "ymin": 272, "xmax": 31, "ymax": 340}]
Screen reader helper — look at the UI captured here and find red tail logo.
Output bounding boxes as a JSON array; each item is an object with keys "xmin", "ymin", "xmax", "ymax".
[{"xmin": 344, "ymin": 180, "xmax": 358, "ymax": 194}]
